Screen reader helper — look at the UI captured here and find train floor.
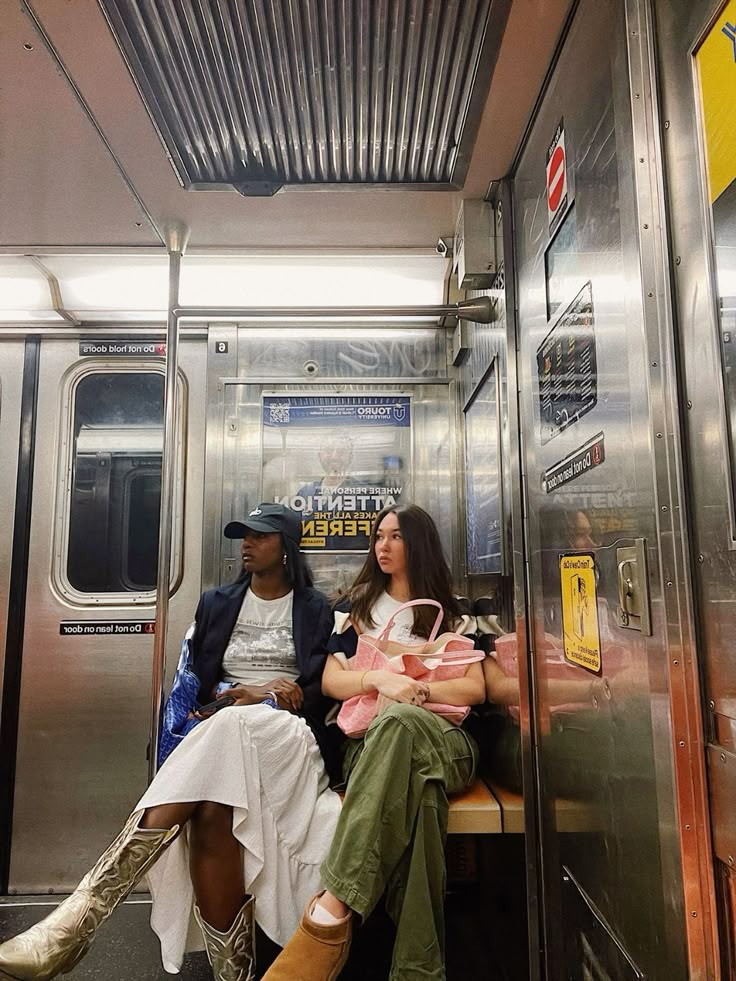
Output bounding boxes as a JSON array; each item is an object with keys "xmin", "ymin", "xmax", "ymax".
[{"xmin": 0, "ymin": 837, "xmax": 528, "ymax": 979}]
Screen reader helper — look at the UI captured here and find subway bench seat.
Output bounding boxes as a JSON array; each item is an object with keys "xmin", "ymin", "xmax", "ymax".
[{"xmin": 338, "ymin": 778, "xmax": 511, "ymax": 834}]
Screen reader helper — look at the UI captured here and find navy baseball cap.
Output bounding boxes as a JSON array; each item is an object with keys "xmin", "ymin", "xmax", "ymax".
[{"xmin": 224, "ymin": 503, "xmax": 302, "ymax": 544}]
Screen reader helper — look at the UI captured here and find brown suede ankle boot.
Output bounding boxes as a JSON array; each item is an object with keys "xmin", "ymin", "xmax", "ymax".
[{"xmin": 262, "ymin": 894, "xmax": 352, "ymax": 981}]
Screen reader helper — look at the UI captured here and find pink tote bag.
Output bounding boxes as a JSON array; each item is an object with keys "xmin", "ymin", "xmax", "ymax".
[{"xmin": 337, "ymin": 599, "xmax": 485, "ymax": 738}]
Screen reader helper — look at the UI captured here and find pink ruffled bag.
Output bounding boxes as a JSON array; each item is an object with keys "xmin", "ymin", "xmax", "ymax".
[{"xmin": 337, "ymin": 599, "xmax": 485, "ymax": 738}]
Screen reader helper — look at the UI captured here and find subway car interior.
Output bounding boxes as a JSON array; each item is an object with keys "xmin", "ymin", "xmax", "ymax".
[{"xmin": 1, "ymin": 0, "xmax": 735, "ymax": 978}]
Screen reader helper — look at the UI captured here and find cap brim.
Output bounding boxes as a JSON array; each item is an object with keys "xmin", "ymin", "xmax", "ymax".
[
  {"xmin": 223, "ymin": 518, "xmax": 282, "ymax": 539},
  {"xmin": 223, "ymin": 521, "xmax": 248, "ymax": 539}
]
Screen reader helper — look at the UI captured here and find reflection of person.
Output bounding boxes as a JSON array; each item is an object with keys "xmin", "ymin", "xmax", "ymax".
[
  {"xmin": 478, "ymin": 505, "xmax": 609, "ymax": 793},
  {"xmin": 298, "ymin": 429, "xmax": 356, "ymax": 503},
  {"xmin": 264, "ymin": 503, "xmax": 485, "ymax": 981},
  {"xmin": 540, "ymin": 506, "xmax": 599, "ymax": 637},
  {"xmin": 0, "ymin": 504, "xmax": 339, "ymax": 981}
]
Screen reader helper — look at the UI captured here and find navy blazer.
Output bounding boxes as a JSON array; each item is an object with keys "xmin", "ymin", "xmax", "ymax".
[
  {"xmin": 189, "ymin": 574, "xmax": 342, "ymax": 779},
  {"xmin": 190, "ymin": 573, "xmax": 334, "ymax": 702}
]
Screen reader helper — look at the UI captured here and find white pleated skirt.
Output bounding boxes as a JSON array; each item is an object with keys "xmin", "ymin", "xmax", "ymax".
[{"xmin": 135, "ymin": 704, "xmax": 342, "ymax": 974}]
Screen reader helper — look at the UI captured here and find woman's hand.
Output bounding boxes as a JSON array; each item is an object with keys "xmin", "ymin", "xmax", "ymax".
[
  {"xmin": 227, "ymin": 679, "xmax": 304, "ymax": 712},
  {"xmin": 376, "ymin": 692, "xmax": 397, "ymax": 716},
  {"xmin": 368, "ymin": 671, "xmax": 429, "ymax": 706}
]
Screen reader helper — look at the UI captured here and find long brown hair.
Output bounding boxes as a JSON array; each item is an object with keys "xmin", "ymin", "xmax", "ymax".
[{"xmin": 349, "ymin": 504, "xmax": 462, "ymax": 637}]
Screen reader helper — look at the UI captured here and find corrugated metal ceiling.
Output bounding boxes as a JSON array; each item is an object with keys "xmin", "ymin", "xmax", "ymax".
[{"xmin": 98, "ymin": 0, "xmax": 501, "ymax": 195}]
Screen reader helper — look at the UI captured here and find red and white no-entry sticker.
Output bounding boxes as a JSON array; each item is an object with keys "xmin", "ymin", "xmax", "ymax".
[{"xmin": 546, "ymin": 121, "xmax": 568, "ymax": 233}]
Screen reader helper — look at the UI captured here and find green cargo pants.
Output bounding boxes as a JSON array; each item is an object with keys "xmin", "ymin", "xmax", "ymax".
[{"xmin": 321, "ymin": 702, "xmax": 478, "ymax": 981}]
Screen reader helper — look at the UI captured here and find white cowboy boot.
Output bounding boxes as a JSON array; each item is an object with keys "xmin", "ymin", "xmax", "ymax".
[
  {"xmin": 0, "ymin": 812, "xmax": 179, "ymax": 981},
  {"xmin": 194, "ymin": 897, "xmax": 256, "ymax": 981}
]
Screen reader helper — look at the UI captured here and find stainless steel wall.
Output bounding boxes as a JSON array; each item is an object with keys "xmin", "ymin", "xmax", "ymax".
[
  {"xmin": 7, "ymin": 336, "xmax": 207, "ymax": 892},
  {"xmin": 512, "ymin": 0, "xmax": 708, "ymax": 975},
  {"xmin": 200, "ymin": 326, "xmax": 458, "ymax": 597},
  {"xmin": 655, "ymin": 0, "xmax": 735, "ymax": 975}
]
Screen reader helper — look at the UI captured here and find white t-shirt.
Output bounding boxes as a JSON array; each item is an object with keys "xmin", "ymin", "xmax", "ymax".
[
  {"xmin": 360, "ymin": 591, "xmax": 428, "ymax": 644},
  {"xmin": 221, "ymin": 590, "xmax": 299, "ymax": 686}
]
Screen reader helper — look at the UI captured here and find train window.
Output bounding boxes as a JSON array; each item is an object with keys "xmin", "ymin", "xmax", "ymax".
[
  {"xmin": 696, "ymin": 23, "xmax": 736, "ymax": 516},
  {"xmin": 61, "ymin": 369, "xmax": 183, "ymax": 599}
]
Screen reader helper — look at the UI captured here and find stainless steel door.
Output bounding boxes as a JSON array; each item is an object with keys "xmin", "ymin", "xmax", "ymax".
[
  {"xmin": 513, "ymin": 0, "xmax": 716, "ymax": 976},
  {"xmin": 656, "ymin": 0, "xmax": 736, "ymax": 975},
  {"xmin": 5, "ymin": 335, "xmax": 206, "ymax": 893}
]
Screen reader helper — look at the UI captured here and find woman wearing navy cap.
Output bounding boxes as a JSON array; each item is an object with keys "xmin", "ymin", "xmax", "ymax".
[{"xmin": 0, "ymin": 504, "xmax": 340, "ymax": 981}]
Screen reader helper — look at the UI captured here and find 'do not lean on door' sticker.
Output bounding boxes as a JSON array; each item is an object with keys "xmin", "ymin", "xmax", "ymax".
[{"xmin": 559, "ymin": 553, "xmax": 601, "ymax": 674}]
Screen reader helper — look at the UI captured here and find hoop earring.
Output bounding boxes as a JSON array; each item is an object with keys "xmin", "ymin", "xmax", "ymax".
[{"xmin": 282, "ymin": 554, "xmax": 287, "ymax": 565}]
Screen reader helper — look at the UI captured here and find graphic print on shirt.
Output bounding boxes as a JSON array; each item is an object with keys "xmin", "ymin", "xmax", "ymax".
[{"xmin": 221, "ymin": 591, "xmax": 299, "ymax": 685}]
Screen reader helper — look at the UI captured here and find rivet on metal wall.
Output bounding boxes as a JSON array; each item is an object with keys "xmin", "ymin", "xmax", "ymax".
[
  {"xmin": 664, "ymin": 121, "xmax": 671, "ymax": 130},
  {"xmin": 691, "ymin": 911, "xmax": 697, "ymax": 917},
  {"xmin": 652, "ymin": 361, "xmax": 658, "ymax": 367},
  {"xmin": 656, "ymin": 433, "xmax": 663, "ymax": 439},
  {"xmin": 729, "ymin": 855, "xmax": 735, "ymax": 866},
  {"xmin": 699, "ymin": 554, "xmax": 705, "ymax": 563},
  {"xmin": 687, "ymin": 400, "xmax": 693, "ymax": 409},
  {"xmin": 721, "ymin": 753, "xmax": 727, "ymax": 763},
  {"xmin": 643, "ymin": 223, "xmax": 649, "ymax": 229},
  {"xmin": 648, "ymin": 291, "xmax": 654, "ymax": 297},
  {"xmin": 673, "ymin": 659, "xmax": 679, "ymax": 666},
  {"xmin": 676, "ymin": 256, "xmax": 682, "ymax": 265},
  {"xmin": 639, "ymin": 157, "xmax": 644, "ymax": 163},
  {"xmin": 667, "ymin": 581, "xmax": 673, "ymax": 587},
  {"xmin": 685, "ymin": 824, "xmax": 691, "ymax": 830},
  {"xmin": 710, "ymin": 700, "xmax": 716, "ymax": 709},
  {"xmin": 679, "ymin": 741, "xmax": 685, "ymax": 747},
  {"xmin": 661, "ymin": 505, "xmax": 668, "ymax": 512}
]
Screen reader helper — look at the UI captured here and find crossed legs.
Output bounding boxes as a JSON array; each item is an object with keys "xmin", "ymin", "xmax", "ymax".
[{"xmin": 142, "ymin": 801, "xmax": 246, "ymax": 930}]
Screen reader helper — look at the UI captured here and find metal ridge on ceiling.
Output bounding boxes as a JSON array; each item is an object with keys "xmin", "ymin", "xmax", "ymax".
[{"xmin": 98, "ymin": 0, "xmax": 504, "ymax": 195}]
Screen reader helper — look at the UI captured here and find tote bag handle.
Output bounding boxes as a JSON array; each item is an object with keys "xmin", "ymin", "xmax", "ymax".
[{"xmin": 378, "ymin": 599, "xmax": 445, "ymax": 643}]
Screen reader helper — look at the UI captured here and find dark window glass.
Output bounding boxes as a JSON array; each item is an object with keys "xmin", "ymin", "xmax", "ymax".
[{"xmin": 67, "ymin": 373, "xmax": 164, "ymax": 592}]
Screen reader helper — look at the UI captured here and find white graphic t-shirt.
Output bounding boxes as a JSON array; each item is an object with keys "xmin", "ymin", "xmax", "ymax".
[
  {"xmin": 362, "ymin": 591, "xmax": 426, "ymax": 644},
  {"xmin": 221, "ymin": 589, "xmax": 299, "ymax": 686}
]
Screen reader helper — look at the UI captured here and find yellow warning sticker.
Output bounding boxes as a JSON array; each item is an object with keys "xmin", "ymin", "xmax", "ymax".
[
  {"xmin": 696, "ymin": 0, "xmax": 736, "ymax": 203},
  {"xmin": 559, "ymin": 553, "xmax": 601, "ymax": 674}
]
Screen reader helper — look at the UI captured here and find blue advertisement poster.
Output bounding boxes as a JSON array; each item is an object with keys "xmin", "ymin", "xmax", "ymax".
[{"xmin": 262, "ymin": 395, "xmax": 411, "ymax": 551}]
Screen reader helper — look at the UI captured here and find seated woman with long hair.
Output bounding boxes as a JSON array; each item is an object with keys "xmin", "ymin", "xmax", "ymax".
[
  {"xmin": 264, "ymin": 503, "xmax": 485, "ymax": 981},
  {"xmin": 0, "ymin": 504, "xmax": 341, "ymax": 981}
]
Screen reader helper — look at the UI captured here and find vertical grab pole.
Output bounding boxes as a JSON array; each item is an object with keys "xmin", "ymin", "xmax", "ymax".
[{"xmin": 149, "ymin": 223, "xmax": 189, "ymax": 783}]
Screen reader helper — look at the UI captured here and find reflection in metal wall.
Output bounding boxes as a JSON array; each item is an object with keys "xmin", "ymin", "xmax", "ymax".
[{"xmin": 513, "ymin": 0, "xmax": 699, "ymax": 976}]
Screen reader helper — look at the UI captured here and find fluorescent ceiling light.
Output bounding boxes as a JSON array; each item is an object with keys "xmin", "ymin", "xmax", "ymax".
[
  {"xmin": 3, "ymin": 254, "xmax": 447, "ymax": 321},
  {"xmin": 178, "ymin": 256, "xmax": 445, "ymax": 307},
  {"xmin": 41, "ymin": 255, "xmax": 168, "ymax": 311},
  {"xmin": 0, "ymin": 257, "xmax": 50, "ymax": 310}
]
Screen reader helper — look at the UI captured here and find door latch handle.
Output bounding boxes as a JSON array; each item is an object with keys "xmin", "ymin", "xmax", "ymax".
[
  {"xmin": 617, "ymin": 558, "xmax": 634, "ymax": 615},
  {"xmin": 615, "ymin": 539, "xmax": 652, "ymax": 635}
]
